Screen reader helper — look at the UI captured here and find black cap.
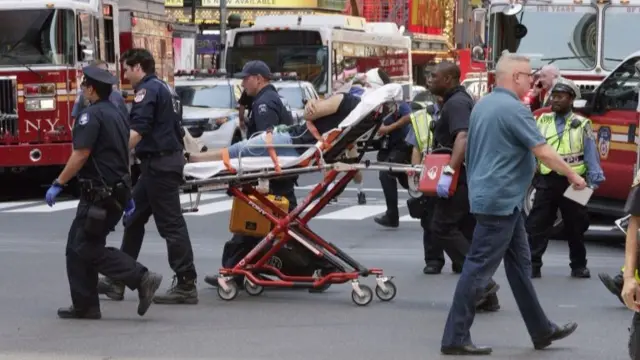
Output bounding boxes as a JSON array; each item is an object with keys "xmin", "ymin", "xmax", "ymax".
[
  {"xmin": 234, "ymin": 60, "xmax": 271, "ymax": 79},
  {"xmin": 551, "ymin": 83, "xmax": 576, "ymax": 97},
  {"xmin": 82, "ymin": 65, "xmax": 117, "ymax": 85}
]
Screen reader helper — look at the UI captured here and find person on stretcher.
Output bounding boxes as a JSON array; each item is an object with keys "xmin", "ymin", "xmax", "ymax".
[{"xmin": 188, "ymin": 91, "xmax": 362, "ymax": 163}]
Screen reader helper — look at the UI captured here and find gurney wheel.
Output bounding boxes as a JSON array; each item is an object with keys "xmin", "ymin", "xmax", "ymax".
[
  {"xmin": 351, "ymin": 285, "xmax": 373, "ymax": 306},
  {"xmin": 217, "ymin": 282, "xmax": 239, "ymax": 301},
  {"xmin": 375, "ymin": 280, "xmax": 397, "ymax": 302},
  {"xmin": 244, "ymin": 278, "xmax": 264, "ymax": 296}
]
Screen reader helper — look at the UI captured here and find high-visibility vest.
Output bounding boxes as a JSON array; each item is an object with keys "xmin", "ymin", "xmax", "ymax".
[
  {"xmin": 410, "ymin": 109, "xmax": 434, "ymax": 152},
  {"xmin": 536, "ymin": 112, "xmax": 589, "ymax": 176}
]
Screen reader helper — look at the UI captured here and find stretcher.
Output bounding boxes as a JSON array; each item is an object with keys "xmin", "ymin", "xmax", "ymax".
[{"xmin": 181, "ymin": 84, "xmax": 418, "ymax": 306}]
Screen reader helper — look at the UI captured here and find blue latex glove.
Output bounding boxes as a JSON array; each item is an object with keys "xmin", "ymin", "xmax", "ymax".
[
  {"xmin": 45, "ymin": 184, "xmax": 63, "ymax": 207},
  {"xmin": 123, "ymin": 199, "xmax": 135, "ymax": 226},
  {"xmin": 436, "ymin": 174, "xmax": 453, "ymax": 198}
]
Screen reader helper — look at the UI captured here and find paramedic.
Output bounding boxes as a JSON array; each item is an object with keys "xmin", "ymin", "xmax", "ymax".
[
  {"xmin": 46, "ymin": 66, "xmax": 162, "ymax": 319},
  {"xmin": 526, "ymin": 78, "xmax": 604, "ymax": 279},
  {"xmin": 440, "ymin": 53, "xmax": 579, "ymax": 355},
  {"xmin": 360, "ymin": 68, "xmax": 412, "ymax": 228},
  {"xmin": 405, "ymin": 97, "xmax": 453, "ymax": 274},
  {"xmin": 71, "ymin": 59, "xmax": 128, "ymax": 120},
  {"xmin": 529, "ymin": 64, "xmax": 560, "ymax": 112},
  {"xmin": 97, "ymin": 48, "xmax": 199, "ymax": 305},
  {"xmin": 619, "ymin": 171, "xmax": 640, "ymax": 358}
]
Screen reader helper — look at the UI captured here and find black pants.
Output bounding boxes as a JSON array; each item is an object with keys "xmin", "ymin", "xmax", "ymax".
[
  {"xmin": 421, "ymin": 194, "xmax": 474, "ymax": 269},
  {"xmin": 526, "ymin": 174, "xmax": 589, "ymax": 270},
  {"xmin": 121, "ymin": 154, "xmax": 197, "ymax": 279},
  {"xmin": 66, "ymin": 198, "xmax": 147, "ymax": 310},
  {"xmin": 630, "ymin": 312, "xmax": 640, "ymax": 360},
  {"xmin": 377, "ymin": 144, "xmax": 411, "ymax": 218},
  {"xmin": 430, "ymin": 183, "xmax": 471, "ymax": 267}
]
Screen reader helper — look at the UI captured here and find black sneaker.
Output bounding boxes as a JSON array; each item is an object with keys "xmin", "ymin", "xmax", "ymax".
[
  {"xmin": 571, "ymin": 267, "xmax": 591, "ymax": 278},
  {"xmin": 137, "ymin": 271, "xmax": 163, "ymax": 316},
  {"xmin": 97, "ymin": 277, "xmax": 125, "ymax": 301},
  {"xmin": 153, "ymin": 275, "xmax": 199, "ymax": 305},
  {"xmin": 57, "ymin": 306, "xmax": 101, "ymax": 320}
]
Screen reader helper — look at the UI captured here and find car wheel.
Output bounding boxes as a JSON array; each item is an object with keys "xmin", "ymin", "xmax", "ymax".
[{"xmin": 524, "ymin": 185, "xmax": 564, "ymax": 235}]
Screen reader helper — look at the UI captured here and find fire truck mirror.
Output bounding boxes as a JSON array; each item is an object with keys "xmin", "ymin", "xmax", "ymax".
[{"xmin": 472, "ymin": 46, "xmax": 485, "ymax": 62}]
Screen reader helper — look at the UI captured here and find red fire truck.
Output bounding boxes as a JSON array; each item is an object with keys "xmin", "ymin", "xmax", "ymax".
[
  {"xmin": 0, "ymin": 0, "xmax": 174, "ymax": 186},
  {"xmin": 467, "ymin": 0, "xmax": 640, "ymax": 230}
]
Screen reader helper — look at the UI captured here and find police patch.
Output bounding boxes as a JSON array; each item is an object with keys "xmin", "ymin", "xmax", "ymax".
[
  {"xmin": 258, "ymin": 103, "xmax": 267, "ymax": 114},
  {"xmin": 78, "ymin": 113, "xmax": 89, "ymax": 126},
  {"xmin": 134, "ymin": 88, "xmax": 146, "ymax": 103},
  {"xmin": 597, "ymin": 126, "xmax": 611, "ymax": 160}
]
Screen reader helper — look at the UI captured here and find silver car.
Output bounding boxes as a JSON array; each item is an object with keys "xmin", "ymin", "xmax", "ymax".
[
  {"xmin": 272, "ymin": 80, "xmax": 320, "ymax": 123},
  {"xmin": 176, "ymin": 77, "xmax": 244, "ymax": 150}
]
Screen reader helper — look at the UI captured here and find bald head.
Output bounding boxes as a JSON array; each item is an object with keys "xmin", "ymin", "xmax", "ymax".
[
  {"xmin": 429, "ymin": 61, "xmax": 461, "ymax": 96},
  {"xmin": 539, "ymin": 64, "xmax": 559, "ymax": 90}
]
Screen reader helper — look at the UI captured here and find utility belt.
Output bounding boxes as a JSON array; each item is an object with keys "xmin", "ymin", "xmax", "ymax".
[
  {"xmin": 136, "ymin": 150, "xmax": 181, "ymax": 160},
  {"xmin": 78, "ymin": 175, "xmax": 132, "ymax": 237}
]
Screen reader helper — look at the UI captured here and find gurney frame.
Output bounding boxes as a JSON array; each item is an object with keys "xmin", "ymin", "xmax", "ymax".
[{"xmin": 181, "ymin": 104, "xmax": 413, "ymax": 306}]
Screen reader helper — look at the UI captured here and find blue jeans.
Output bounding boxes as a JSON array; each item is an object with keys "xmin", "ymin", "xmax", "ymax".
[
  {"xmin": 441, "ymin": 209, "xmax": 555, "ymax": 347},
  {"xmin": 227, "ymin": 132, "xmax": 301, "ymax": 159}
]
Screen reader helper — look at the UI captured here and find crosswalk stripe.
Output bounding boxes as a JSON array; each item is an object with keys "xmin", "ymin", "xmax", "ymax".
[
  {"xmin": 0, "ymin": 200, "xmax": 40, "ymax": 210},
  {"xmin": 400, "ymin": 214, "xmax": 419, "ymax": 222},
  {"xmin": 185, "ymin": 200, "xmax": 235, "ymax": 216},
  {"xmin": 315, "ymin": 204, "xmax": 387, "ymax": 220},
  {"xmin": 5, "ymin": 200, "xmax": 80, "ymax": 213}
]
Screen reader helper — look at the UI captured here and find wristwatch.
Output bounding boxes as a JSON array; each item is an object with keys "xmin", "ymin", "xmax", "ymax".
[{"xmin": 443, "ymin": 165, "xmax": 456, "ymax": 176}]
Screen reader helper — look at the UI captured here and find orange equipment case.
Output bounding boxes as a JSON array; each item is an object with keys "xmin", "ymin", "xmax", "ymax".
[
  {"xmin": 418, "ymin": 154, "xmax": 461, "ymax": 197},
  {"xmin": 229, "ymin": 195, "xmax": 290, "ymax": 238}
]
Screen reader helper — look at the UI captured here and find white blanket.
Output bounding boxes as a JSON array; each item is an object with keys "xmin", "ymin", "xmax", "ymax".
[{"xmin": 183, "ymin": 84, "xmax": 403, "ymax": 180}]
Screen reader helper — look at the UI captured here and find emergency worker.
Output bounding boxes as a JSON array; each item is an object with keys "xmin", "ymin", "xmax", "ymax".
[
  {"xmin": 367, "ymin": 68, "xmax": 412, "ymax": 228},
  {"xmin": 97, "ymin": 48, "xmax": 199, "ymax": 305},
  {"xmin": 428, "ymin": 62, "xmax": 501, "ymax": 309},
  {"xmin": 526, "ymin": 78, "xmax": 605, "ymax": 278},
  {"xmin": 405, "ymin": 96, "xmax": 450, "ymax": 274},
  {"xmin": 203, "ymin": 60, "xmax": 305, "ymax": 289},
  {"xmin": 47, "ymin": 66, "xmax": 163, "ymax": 319}
]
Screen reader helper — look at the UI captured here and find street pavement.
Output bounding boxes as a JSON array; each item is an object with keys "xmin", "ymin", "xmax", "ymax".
[{"xmin": 0, "ymin": 171, "xmax": 632, "ymax": 359}]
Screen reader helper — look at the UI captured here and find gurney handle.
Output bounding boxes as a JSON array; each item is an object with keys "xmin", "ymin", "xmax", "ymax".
[{"xmin": 181, "ymin": 207, "xmax": 199, "ymax": 213}]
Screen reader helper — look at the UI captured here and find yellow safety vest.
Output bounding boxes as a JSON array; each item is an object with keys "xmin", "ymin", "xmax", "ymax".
[
  {"xmin": 410, "ymin": 109, "xmax": 434, "ymax": 152},
  {"xmin": 536, "ymin": 112, "xmax": 589, "ymax": 176}
]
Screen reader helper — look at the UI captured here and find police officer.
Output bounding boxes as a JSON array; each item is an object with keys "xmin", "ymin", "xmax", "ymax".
[
  {"xmin": 365, "ymin": 68, "xmax": 412, "ymax": 228},
  {"xmin": 46, "ymin": 66, "xmax": 163, "ymax": 319},
  {"xmin": 97, "ymin": 48, "xmax": 199, "ymax": 304},
  {"xmin": 526, "ymin": 78, "xmax": 605, "ymax": 279},
  {"xmin": 203, "ymin": 60, "xmax": 304, "ymax": 288}
]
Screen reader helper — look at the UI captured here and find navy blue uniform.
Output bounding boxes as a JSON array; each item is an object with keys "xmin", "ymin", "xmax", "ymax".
[
  {"xmin": 64, "ymin": 93, "xmax": 149, "ymax": 316},
  {"xmin": 246, "ymin": 84, "xmax": 294, "ymax": 136},
  {"xmin": 120, "ymin": 74, "xmax": 198, "ymax": 284}
]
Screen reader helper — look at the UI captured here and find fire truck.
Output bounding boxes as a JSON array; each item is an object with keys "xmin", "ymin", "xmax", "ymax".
[
  {"xmin": 0, "ymin": 0, "xmax": 174, "ymax": 185},
  {"xmin": 467, "ymin": 0, "xmax": 640, "ymax": 229}
]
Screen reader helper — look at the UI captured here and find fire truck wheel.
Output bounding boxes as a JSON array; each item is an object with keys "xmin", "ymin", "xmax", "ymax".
[{"xmin": 524, "ymin": 185, "xmax": 564, "ymax": 237}]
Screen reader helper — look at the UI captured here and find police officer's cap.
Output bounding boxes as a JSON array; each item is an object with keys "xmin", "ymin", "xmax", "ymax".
[
  {"xmin": 234, "ymin": 60, "xmax": 272, "ymax": 79},
  {"xmin": 82, "ymin": 65, "xmax": 117, "ymax": 86},
  {"xmin": 550, "ymin": 78, "xmax": 581, "ymax": 99}
]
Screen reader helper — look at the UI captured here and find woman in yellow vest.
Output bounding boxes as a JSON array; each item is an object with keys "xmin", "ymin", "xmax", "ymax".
[
  {"xmin": 525, "ymin": 78, "xmax": 605, "ymax": 279},
  {"xmin": 620, "ymin": 171, "xmax": 640, "ymax": 359}
]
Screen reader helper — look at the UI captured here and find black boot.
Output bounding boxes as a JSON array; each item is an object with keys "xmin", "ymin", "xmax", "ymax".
[
  {"xmin": 153, "ymin": 275, "xmax": 199, "ymax": 305},
  {"xmin": 477, "ymin": 293, "xmax": 500, "ymax": 312},
  {"xmin": 374, "ymin": 214, "xmax": 399, "ymax": 228},
  {"xmin": 57, "ymin": 305, "xmax": 101, "ymax": 320},
  {"xmin": 571, "ymin": 267, "xmax": 591, "ymax": 278},
  {"xmin": 598, "ymin": 272, "xmax": 624, "ymax": 305}
]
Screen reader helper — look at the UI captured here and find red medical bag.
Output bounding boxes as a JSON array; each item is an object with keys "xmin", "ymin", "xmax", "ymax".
[{"xmin": 418, "ymin": 154, "xmax": 461, "ymax": 197}]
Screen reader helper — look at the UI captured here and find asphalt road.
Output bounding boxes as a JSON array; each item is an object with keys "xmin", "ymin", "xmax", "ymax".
[{"xmin": 0, "ymin": 171, "xmax": 631, "ymax": 359}]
